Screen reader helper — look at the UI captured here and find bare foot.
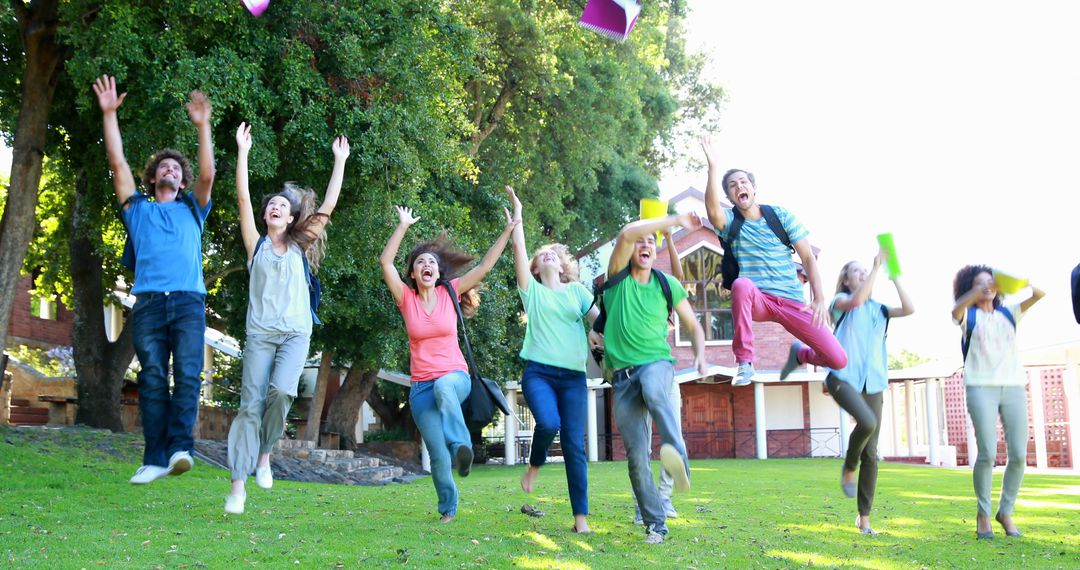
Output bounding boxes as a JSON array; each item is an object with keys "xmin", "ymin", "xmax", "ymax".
[
  {"xmin": 857, "ymin": 515, "xmax": 871, "ymax": 531},
  {"xmin": 573, "ymin": 515, "xmax": 592, "ymax": 534},
  {"xmin": 439, "ymin": 514, "xmax": 454, "ymax": 523},
  {"xmin": 995, "ymin": 512, "xmax": 1020, "ymax": 535},
  {"xmin": 521, "ymin": 466, "xmax": 540, "ymax": 493},
  {"xmin": 976, "ymin": 514, "xmax": 993, "ymax": 534}
]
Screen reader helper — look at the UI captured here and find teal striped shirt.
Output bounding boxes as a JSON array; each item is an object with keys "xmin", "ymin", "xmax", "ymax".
[{"xmin": 717, "ymin": 206, "xmax": 808, "ymax": 302}]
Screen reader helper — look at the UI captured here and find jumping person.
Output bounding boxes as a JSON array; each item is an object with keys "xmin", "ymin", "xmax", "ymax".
[
  {"xmin": 700, "ymin": 134, "xmax": 846, "ymax": 386},
  {"xmin": 631, "ymin": 227, "xmax": 686, "ymax": 525},
  {"xmin": 379, "ymin": 205, "xmax": 518, "ymax": 522},
  {"xmin": 224, "ymin": 123, "xmax": 350, "ymax": 514},
  {"xmin": 94, "ymin": 75, "xmax": 216, "ymax": 484},
  {"xmin": 952, "ymin": 265, "xmax": 1044, "ymax": 539},
  {"xmin": 827, "ymin": 248, "xmax": 914, "ymax": 535},
  {"xmin": 590, "ymin": 212, "xmax": 709, "ymax": 544},
  {"xmin": 506, "ymin": 188, "xmax": 599, "ymax": 534}
]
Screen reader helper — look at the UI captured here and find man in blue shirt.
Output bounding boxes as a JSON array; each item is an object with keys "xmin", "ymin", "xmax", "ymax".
[{"xmin": 94, "ymin": 75, "xmax": 216, "ymax": 484}]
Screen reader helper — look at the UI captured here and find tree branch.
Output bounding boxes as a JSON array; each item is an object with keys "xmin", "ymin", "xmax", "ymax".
[
  {"xmin": 204, "ymin": 264, "xmax": 245, "ymax": 287},
  {"xmin": 467, "ymin": 78, "xmax": 517, "ymax": 157}
]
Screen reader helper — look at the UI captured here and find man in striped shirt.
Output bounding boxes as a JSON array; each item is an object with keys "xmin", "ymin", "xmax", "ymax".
[{"xmin": 700, "ymin": 135, "xmax": 846, "ymax": 386}]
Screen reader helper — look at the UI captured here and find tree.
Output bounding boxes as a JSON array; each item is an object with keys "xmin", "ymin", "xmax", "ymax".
[
  {"xmin": 0, "ymin": 0, "xmax": 74, "ymax": 349},
  {"xmin": 888, "ymin": 349, "xmax": 930, "ymax": 371}
]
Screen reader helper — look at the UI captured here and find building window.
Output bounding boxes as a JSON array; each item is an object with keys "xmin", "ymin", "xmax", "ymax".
[{"xmin": 677, "ymin": 246, "xmax": 733, "ymax": 343}]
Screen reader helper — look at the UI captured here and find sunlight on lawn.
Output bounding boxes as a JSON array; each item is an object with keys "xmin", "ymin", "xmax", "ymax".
[
  {"xmin": 1025, "ymin": 484, "xmax": 1080, "ymax": 497},
  {"xmin": 900, "ymin": 492, "xmax": 975, "ymax": 502},
  {"xmin": 767, "ymin": 549, "xmax": 893, "ymax": 570},
  {"xmin": 522, "ymin": 531, "xmax": 561, "ymax": 551},
  {"xmin": 512, "ymin": 556, "xmax": 591, "ymax": 570},
  {"xmin": 1016, "ymin": 498, "xmax": 1080, "ymax": 510}
]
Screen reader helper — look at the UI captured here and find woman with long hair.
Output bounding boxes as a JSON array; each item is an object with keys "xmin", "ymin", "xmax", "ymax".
[
  {"xmin": 827, "ymin": 247, "xmax": 914, "ymax": 535},
  {"xmin": 951, "ymin": 264, "xmax": 1044, "ymax": 538},
  {"xmin": 379, "ymin": 203, "xmax": 518, "ymax": 522},
  {"xmin": 506, "ymin": 188, "xmax": 599, "ymax": 534},
  {"xmin": 225, "ymin": 123, "xmax": 349, "ymax": 514}
]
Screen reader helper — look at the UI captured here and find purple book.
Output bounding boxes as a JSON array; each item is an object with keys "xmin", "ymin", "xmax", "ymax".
[{"xmin": 578, "ymin": 0, "xmax": 642, "ymax": 42}]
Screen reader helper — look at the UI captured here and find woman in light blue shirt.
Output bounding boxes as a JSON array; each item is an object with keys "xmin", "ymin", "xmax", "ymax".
[{"xmin": 827, "ymin": 247, "xmax": 913, "ymax": 535}]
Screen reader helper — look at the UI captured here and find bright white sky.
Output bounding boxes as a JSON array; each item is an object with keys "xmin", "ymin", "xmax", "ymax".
[
  {"xmin": 2, "ymin": 2, "xmax": 1078, "ymax": 362},
  {"xmin": 663, "ymin": 0, "xmax": 1080, "ymax": 362}
]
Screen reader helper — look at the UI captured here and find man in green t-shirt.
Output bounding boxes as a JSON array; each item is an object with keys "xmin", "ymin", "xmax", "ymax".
[{"xmin": 590, "ymin": 212, "xmax": 710, "ymax": 544}]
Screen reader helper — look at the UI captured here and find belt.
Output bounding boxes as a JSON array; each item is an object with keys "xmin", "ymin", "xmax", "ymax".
[{"xmin": 610, "ymin": 365, "xmax": 641, "ymax": 382}]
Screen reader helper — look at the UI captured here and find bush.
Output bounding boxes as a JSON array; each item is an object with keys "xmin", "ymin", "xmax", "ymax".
[
  {"xmin": 364, "ymin": 428, "xmax": 409, "ymax": 442},
  {"xmin": 6, "ymin": 344, "xmax": 75, "ymax": 377}
]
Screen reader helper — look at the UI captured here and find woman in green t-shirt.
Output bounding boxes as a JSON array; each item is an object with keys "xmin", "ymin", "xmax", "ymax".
[{"xmin": 507, "ymin": 188, "xmax": 599, "ymax": 534}]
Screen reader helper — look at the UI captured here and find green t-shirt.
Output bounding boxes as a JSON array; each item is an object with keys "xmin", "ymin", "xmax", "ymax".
[
  {"xmin": 603, "ymin": 271, "xmax": 688, "ymax": 370},
  {"xmin": 518, "ymin": 281, "xmax": 595, "ymax": 372}
]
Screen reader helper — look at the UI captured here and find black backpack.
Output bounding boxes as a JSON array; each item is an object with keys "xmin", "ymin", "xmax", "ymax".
[
  {"xmin": 254, "ymin": 235, "xmax": 323, "ymax": 325},
  {"xmin": 718, "ymin": 205, "xmax": 793, "ymax": 290},
  {"xmin": 589, "ymin": 264, "xmax": 673, "ymax": 366},
  {"xmin": 116, "ymin": 192, "xmax": 203, "ymax": 271}
]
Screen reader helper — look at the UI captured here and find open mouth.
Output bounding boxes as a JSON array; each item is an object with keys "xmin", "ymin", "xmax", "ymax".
[
  {"xmin": 738, "ymin": 191, "xmax": 750, "ymax": 201},
  {"xmin": 421, "ymin": 269, "xmax": 434, "ymax": 280}
]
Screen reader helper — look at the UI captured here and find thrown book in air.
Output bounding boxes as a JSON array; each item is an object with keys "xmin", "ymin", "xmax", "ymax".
[
  {"xmin": 578, "ymin": 0, "xmax": 641, "ymax": 42},
  {"xmin": 241, "ymin": 0, "xmax": 270, "ymax": 17}
]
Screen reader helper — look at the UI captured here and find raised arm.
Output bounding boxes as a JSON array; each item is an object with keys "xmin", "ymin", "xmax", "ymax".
[
  {"xmin": 887, "ymin": 277, "xmax": 916, "ymax": 318},
  {"xmin": 505, "ymin": 187, "xmax": 532, "ymax": 291},
  {"xmin": 1019, "ymin": 283, "xmax": 1046, "ymax": 313},
  {"xmin": 235, "ymin": 123, "xmax": 259, "ymax": 261},
  {"xmin": 380, "ymin": 207, "xmax": 419, "ymax": 304},
  {"xmin": 315, "ymin": 136, "xmax": 350, "ymax": 219},
  {"xmin": 186, "ymin": 91, "xmax": 215, "ymax": 208},
  {"xmin": 951, "ymin": 282, "xmax": 990, "ymax": 322},
  {"xmin": 457, "ymin": 207, "xmax": 520, "ymax": 293},
  {"xmin": 700, "ymin": 134, "xmax": 728, "ymax": 231},
  {"xmin": 662, "ymin": 228, "xmax": 685, "ymax": 281},
  {"xmin": 793, "ymin": 237, "xmax": 829, "ymax": 327},
  {"xmin": 92, "ymin": 75, "xmax": 136, "ymax": 208},
  {"xmin": 674, "ymin": 298, "xmax": 709, "ymax": 375},
  {"xmin": 834, "ymin": 249, "xmax": 884, "ymax": 311},
  {"xmin": 608, "ymin": 212, "xmax": 702, "ymax": 279}
]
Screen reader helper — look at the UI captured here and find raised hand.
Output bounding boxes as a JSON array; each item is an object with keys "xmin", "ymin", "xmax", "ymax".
[
  {"xmin": 503, "ymin": 207, "xmax": 521, "ymax": 231},
  {"xmin": 236, "ymin": 122, "xmax": 252, "ymax": 153},
  {"xmin": 506, "ymin": 186, "xmax": 522, "ymax": 220},
  {"xmin": 678, "ymin": 211, "xmax": 703, "ymax": 232},
  {"xmin": 186, "ymin": 91, "xmax": 212, "ymax": 127},
  {"xmin": 874, "ymin": 245, "xmax": 887, "ymax": 268},
  {"xmin": 332, "ymin": 135, "xmax": 350, "ymax": 160},
  {"xmin": 700, "ymin": 133, "xmax": 719, "ymax": 166},
  {"xmin": 395, "ymin": 206, "xmax": 420, "ymax": 227},
  {"xmin": 92, "ymin": 75, "xmax": 126, "ymax": 114}
]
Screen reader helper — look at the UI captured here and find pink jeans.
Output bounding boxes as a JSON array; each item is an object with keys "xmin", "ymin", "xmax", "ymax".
[{"xmin": 730, "ymin": 278, "xmax": 847, "ymax": 369}]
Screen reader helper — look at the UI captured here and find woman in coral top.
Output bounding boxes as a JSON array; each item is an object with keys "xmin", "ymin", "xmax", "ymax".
[{"xmin": 379, "ymin": 205, "xmax": 518, "ymax": 522}]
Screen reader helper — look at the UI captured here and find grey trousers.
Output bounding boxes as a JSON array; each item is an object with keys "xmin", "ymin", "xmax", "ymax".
[
  {"xmin": 613, "ymin": 360, "xmax": 689, "ymax": 536},
  {"xmin": 632, "ymin": 380, "xmax": 683, "ymax": 518},
  {"xmin": 228, "ymin": 333, "xmax": 310, "ymax": 481},
  {"xmin": 966, "ymin": 385, "xmax": 1029, "ymax": 516}
]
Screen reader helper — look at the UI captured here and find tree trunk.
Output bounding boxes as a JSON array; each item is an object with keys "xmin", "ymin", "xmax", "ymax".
[
  {"xmin": 0, "ymin": 0, "xmax": 67, "ymax": 348},
  {"xmin": 325, "ymin": 367, "xmax": 379, "ymax": 450},
  {"xmin": 303, "ymin": 351, "xmax": 334, "ymax": 442},
  {"xmin": 70, "ymin": 169, "xmax": 135, "ymax": 431},
  {"xmin": 366, "ymin": 385, "xmax": 415, "ymax": 439}
]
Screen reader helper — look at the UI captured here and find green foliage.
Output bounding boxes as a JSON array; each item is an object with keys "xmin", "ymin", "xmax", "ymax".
[
  {"xmin": 6, "ymin": 344, "xmax": 75, "ymax": 377},
  {"xmin": 8, "ymin": 0, "xmax": 723, "ymax": 389},
  {"xmin": 888, "ymin": 348, "xmax": 931, "ymax": 370},
  {"xmin": 362, "ymin": 428, "xmax": 409, "ymax": 442}
]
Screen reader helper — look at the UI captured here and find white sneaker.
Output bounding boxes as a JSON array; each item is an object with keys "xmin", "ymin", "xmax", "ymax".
[
  {"xmin": 255, "ymin": 466, "xmax": 273, "ymax": 490},
  {"xmin": 733, "ymin": 362, "xmax": 755, "ymax": 386},
  {"xmin": 130, "ymin": 465, "xmax": 170, "ymax": 485},
  {"xmin": 167, "ymin": 451, "xmax": 193, "ymax": 476},
  {"xmin": 660, "ymin": 444, "xmax": 690, "ymax": 493},
  {"xmin": 644, "ymin": 530, "xmax": 665, "ymax": 544},
  {"xmin": 224, "ymin": 494, "xmax": 246, "ymax": 514}
]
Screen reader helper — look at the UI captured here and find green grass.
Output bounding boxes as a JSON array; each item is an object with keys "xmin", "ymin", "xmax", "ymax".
[{"xmin": 1, "ymin": 426, "xmax": 1077, "ymax": 569}]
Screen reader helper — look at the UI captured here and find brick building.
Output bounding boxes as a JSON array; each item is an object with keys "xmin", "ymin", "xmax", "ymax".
[{"xmin": 6, "ymin": 274, "xmax": 74, "ymax": 348}]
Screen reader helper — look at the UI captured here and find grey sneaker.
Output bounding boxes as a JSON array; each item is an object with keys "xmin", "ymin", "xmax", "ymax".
[
  {"xmin": 779, "ymin": 342, "xmax": 804, "ymax": 381},
  {"xmin": 732, "ymin": 362, "xmax": 755, "ymax": 386},
  {"xmin": 660, "ymin": 444, "xmax": 690, "ymax": 493},
  {"xmin": 644, "ymin": 530, "xmax": 664, "ymax": 544}
]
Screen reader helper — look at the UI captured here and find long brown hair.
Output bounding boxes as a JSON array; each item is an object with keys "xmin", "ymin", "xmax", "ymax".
[
  {"xmin": 529, "ymin": 243, "xmax": 579, "ymax": 283},
  {"xmin": 260, "ymin": 182, "xmax": 329, "ymax": 272},
  {"xmin": 835, "ymin": 260, "xmax": 860, "ymax": 295},
  {"xmin": 404, "ymin": 232, "xmax": 480, "ymax": 317}
]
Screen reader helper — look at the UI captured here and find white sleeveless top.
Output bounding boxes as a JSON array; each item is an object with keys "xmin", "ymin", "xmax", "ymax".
[{"xmin": 246, "ymin": 239, "xmax": 312, "ymax": 335}]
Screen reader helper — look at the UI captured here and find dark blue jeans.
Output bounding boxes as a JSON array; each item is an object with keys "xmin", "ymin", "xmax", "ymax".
[
  {"xmin": 132, "ymin": 291, "xmax": 206, "ymax": 467},
  {"xmin": 521, "ymin": 360, "xmax": 589, "ymax": 516}
]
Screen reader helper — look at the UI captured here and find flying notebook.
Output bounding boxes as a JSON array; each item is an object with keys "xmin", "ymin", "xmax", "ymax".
[
  {"xmin": 241, "ymin": 0, "xmax": 270, "ymax": 17},
  {"xmin": 578, "ymin": 0, "xmax": 642, "ymax": 42}
]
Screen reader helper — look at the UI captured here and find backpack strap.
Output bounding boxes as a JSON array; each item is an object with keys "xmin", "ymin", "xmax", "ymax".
[
  {"xmin": 998, "ymin": 305, "xmax": 1016, "ymax": 329},
  {"xmin": 962, "ymin": 304, "xmax": 1017, "ymax": 361},
  {"xmin": 652, "ymin": 268, "xmax": 674, "ymax": 317},
  {"xmin": 440, "ymin": 280, "xmax": 480, "ymax": 379},
  {"xmin": 760, "ymin": 205, "xmax": 794, "ymax": 253},
  {"xmin": 722, "ymin": 208, "xmax": 748, "ymax": 254}
]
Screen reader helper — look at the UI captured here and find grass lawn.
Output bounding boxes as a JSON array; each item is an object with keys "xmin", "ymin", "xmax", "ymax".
[{"xmin": 1, "ymin": 426, "xmax": 1077, "ymax": 569}]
